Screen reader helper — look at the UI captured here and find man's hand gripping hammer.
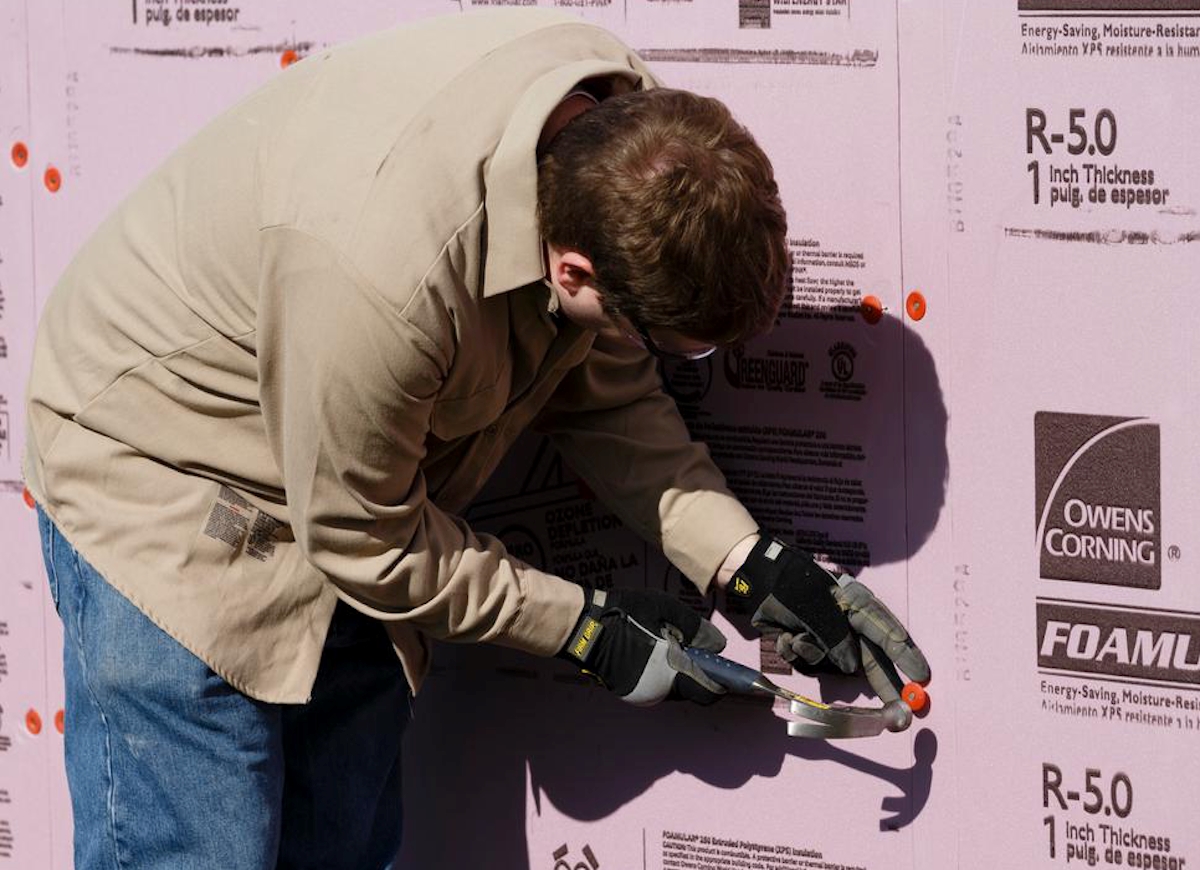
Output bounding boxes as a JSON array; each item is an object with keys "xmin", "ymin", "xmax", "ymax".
[{"xmin": 684, "ymin": 646, "xmax": 923, "ymax": 739}]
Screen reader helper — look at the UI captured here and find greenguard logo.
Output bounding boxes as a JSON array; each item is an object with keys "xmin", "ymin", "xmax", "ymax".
[
  {"xmin": 1035, "ymin": 412, "xmax": 1160, "ymax": 589},
  {"xmin": 723, "ymin": 346, "xmax": 807, "ymax": 393}
]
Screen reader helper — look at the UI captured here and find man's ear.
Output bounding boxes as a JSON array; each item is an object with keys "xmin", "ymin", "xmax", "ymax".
[{"xmin": 553, "ymin": 249, "xmax": 596, "ymax": 297}]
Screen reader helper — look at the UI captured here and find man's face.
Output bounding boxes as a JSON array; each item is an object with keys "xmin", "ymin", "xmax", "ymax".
[{"xmin": 543, "ymin": 243, "xmax": 716, "ymax": 360}]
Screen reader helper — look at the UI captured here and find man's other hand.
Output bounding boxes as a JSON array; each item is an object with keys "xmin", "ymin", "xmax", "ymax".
[{"xmin": 558, "ymin": 588, "xmax": 727, "ymax": 706}]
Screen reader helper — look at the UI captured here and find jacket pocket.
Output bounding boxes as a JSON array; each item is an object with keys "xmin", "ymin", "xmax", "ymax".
[{"xmin": 428, "ymin": 382, "xmax": 507, "ymax": 442}]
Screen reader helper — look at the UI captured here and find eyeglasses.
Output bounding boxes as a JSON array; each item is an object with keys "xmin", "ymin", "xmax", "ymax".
[
  {"xmin": 543, "ymin": 241, "xmax": 717, "ymax": 361},
  {"xmin": 624, "ymin": 312, "xmax": 717, "ymax": 362}
]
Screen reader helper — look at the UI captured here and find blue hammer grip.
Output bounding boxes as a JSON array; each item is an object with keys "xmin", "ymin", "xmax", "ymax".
[{"xmin": 685, "ymin": 647, "xmax": 764, "ymax": 695}]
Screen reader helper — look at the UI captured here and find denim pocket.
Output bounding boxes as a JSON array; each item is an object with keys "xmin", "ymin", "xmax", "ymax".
[{"xmin": 35, "ymin": 506, "xmax": 62, "ymax": 614}]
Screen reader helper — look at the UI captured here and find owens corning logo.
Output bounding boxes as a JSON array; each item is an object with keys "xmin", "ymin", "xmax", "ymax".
[
  {"xmin": 1035, "ymin": 412, "xmax": 1160, "ymax": 589},
  {"xmin": 723, "ymin": 346, "xmax": 807, "ymax": 393}
]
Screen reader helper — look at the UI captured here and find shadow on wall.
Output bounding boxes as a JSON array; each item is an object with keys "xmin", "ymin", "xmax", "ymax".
[
  {"xmin": 668, "ymin": 314, "xmax": 948, "ymax": 572},
  {"xmin": 885, "ymin": 315, "xmax": 950, "ymax": 566},
  {"xmin": 398, "ymin": 317, "xmax": 947, "ymax": 869},
  {"xmin": 399, "ymin": 661, "xmax": 938, "ymax": 868}
]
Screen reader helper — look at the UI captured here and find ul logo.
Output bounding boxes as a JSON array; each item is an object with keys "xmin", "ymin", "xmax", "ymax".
[
  {"xmin": 829, "ymin": 342, "xmax": 856, "ymax": 383},
  {"xmin": 552, "ymin": 843, "xmax": 599, "ymax": 870}
]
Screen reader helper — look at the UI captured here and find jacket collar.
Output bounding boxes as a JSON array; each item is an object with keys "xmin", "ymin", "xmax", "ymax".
[{"xmin": 481, "ymin": 60, "xmax": 645, "ymax": 298}]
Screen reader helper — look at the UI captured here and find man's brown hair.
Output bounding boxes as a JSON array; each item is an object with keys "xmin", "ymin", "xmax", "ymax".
[{"xmin": 537, "ymin": 87, "xmax": 789, "ymax": 345}]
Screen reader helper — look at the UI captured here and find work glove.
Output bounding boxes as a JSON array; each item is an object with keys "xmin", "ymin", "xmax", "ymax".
[
  {"xmin": 834, "ymin": 579, "xmax": 931, "ymax": 704},
  {"xmin": 727, "ymin": 536, "xmax": 861, "ymax": 674},
  {"xmin": 728, "ymin": 537, "xmax": 931, "ymax": 702},
  {"xmin": 557, "ymin": 587, "xmax": 728, "ymax": 706}
]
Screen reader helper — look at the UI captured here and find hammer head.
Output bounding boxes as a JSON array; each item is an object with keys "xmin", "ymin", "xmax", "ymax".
[{"xmin": 785, "ymin": 699, "xmax": 913, "ymax": 739}]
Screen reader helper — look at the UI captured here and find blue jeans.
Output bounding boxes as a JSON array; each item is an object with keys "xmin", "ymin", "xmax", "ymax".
[{"xmin": 38, "ymin": 508, "xmax": 412, "ymax": 870}]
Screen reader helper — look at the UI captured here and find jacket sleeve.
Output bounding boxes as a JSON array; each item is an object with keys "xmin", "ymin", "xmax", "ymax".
[
  {"xmin": 257, "ymin": 226, "xmax": 583, "ymax": 655},
  {"xmin": 533, "ymin": 336, "xmax": 759, "ymax": 594}
]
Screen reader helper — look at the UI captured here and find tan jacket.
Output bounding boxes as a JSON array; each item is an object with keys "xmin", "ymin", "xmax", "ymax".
[{"xmin": 24, "ymin": 9, "xmax": 758, "ymax": 703}]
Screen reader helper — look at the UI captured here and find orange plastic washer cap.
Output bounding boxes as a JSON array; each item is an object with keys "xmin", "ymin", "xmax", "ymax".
[
  {"xmin": 23, "ymin": 487, "xmax": 36, "ymax": 509},
  {"xmin": 11, "ymin": 141, "xmax": 28, "ymax": 168},
  {"xmin": 26, "ymin": 709, "xmax": 43, "ymax": 735},
  {"xmin": 55, "ymin": 709, "xmax": 66, "ymax": 734},
  {"xmin": 44, "ymin": 166, "xmax": 62, "ymax": 193},
  {"xmin": 280, "ymin": 49, "xmax": 299, "ymax": 69},
  {"xmin": 860, "ymin": 295, "xmax": 884, "ymax": 325},
  {"xmin": 901, "ymin": 682, "xmax": 929, "ymax": 714},
  {"xmin": 906, "ymin": 291, "xmax": 927, "ymax": 321}
]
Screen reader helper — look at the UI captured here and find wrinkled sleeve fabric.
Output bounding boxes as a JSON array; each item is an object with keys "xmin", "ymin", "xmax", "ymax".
[
  {"xmin": 257, "ymin": 226, "xmax": 583, "ymax": 655},
  {"xmin": 534, "ymin": 336, "xmax": 758, "ymax": 594}
]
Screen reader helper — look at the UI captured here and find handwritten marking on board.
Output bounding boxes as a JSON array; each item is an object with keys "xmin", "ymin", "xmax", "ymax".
[
  {"xmin": 109, "ymin": 40, "xmax": 315, "ymax": 61},
  {"xmin": 636, "ymin": 47, "xmax": 878, "ymax": 66},
  {"xmin": 1004, "ymin": 226, "xmax": 1200, "ymax": 244}
]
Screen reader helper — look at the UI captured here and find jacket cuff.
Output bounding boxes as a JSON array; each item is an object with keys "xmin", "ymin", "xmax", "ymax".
[
  {"xmin": 661, "ymin": 490, "xmax": 759, "ymax": 596},
  {"xmin": 496, "ymin": 566, "xmax": 587, "ymax": 657}
]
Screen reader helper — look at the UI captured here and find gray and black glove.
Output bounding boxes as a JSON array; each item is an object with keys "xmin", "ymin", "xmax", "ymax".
[
  {"xmin": 557, "ymin": 587, "xmax": 728, "ymax": 706},
  {"xmin": 728, "ymin": 537, "xmax": 861, "ymax": 674},
  {"xmin": 730, "ymin": 537, "xmax": 931, "ymax": 702},
  {"xmin": 834, "ymin": 579, "xmax": 931, "ymax": 703}
]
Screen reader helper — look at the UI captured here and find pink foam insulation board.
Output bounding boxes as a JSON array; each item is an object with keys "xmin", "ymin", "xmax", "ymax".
[{"xmin": 2, "ymin": 2, "xmax": 1197, "ymax": 868}]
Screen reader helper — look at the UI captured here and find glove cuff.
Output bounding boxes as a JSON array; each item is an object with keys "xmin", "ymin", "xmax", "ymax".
[
  {"xmin": 556, "ymin": 588, "xmax": 608, "ymax": 666},
  {"xmin": 728, "ymin": 536, "xmax": 800, "ymax": 608}
]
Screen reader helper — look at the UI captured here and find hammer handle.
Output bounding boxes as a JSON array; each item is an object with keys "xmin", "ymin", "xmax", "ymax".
[{"xmin": 684, "ymin": 647, "xmax": 768, "ymax": 696}]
